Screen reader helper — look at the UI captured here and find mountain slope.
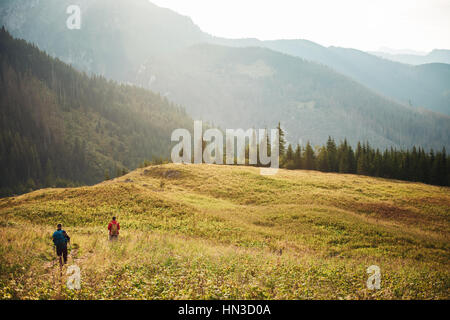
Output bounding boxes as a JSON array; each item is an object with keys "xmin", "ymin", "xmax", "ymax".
[
  {"xmin": 0, "ymin": 0, "xmax": 208, "ymax": 81},
  {"xmin": 216, "ymin": 38, "xmax": 450, "ymax": 115},
  {"xmin": 327, "ymin": 47, "xmax": 450, "ymax": 116},
  {"xmin": 0, "ymin": 164, "xmax": 449, "ymax": 299},
  {"xmin": 0, "ymin": 28, "xmax": 193, "ymax": 196}
]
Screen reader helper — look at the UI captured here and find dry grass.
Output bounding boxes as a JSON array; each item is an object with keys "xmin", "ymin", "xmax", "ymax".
[{"xmin": 0, "ymin": 164, "xmax": 449, "ymax": 299}]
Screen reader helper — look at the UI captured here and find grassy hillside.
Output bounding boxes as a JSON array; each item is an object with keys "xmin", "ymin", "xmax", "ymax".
[{"xmin": 0, "ymin": 164, "xmax": 448, "ymax": 299}]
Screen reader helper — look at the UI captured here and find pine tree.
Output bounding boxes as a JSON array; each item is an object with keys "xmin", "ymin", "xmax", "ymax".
[
  {"xmin": 326, "ymin": 136, "xmax": 338, "ymax": 172},
  {"xmin": 317, "ymin": 146, "xmax": 328, "ymax": 171},
  {"xmin": 284, "ymin": 144, "xmax": 295, "ymax": 169},
  {"xmin": 277, "ymin": 122, "xmax": 286, "ymax": 157},
  {"xmin": 304, "ymin": 142, "xmax": 316, "ymax": 170},
  {"xmin": 294, "ymin": 145, "xmax": 302, "ymax": 169},
  {"xmin": 286, "ymin": 144, "xmax": 294, "ymax": 161}
]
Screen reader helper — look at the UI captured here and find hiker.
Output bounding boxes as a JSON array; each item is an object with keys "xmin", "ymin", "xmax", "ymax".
[
  {"xmin": 52, "ymin": 224, "xmax": 70, "ymax": 266},
  {"xmin": 108, "ymin": 216, "xmax": 120, "ymax": 240}
]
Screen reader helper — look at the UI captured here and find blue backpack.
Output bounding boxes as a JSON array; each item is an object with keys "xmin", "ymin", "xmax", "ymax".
[{"xmin": 53, "ymin": 230, "xmax": 67, "ymax": 247}]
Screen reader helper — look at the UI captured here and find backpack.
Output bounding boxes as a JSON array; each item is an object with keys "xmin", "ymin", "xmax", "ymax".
[
  {"xmin": 53, "ymin": 230, "xmax": 66, "ymax": 247},
  {"xmin": 110, "ymin": 222, "xmax": 119, "ymax": 236}
]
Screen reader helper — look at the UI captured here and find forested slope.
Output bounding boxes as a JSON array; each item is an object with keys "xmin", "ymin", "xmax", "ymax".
[{"xmin": 0, "ymin": 28, "xmax": 192, "ymax": 196}]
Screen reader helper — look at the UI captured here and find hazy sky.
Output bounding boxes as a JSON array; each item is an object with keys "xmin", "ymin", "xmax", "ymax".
[{"xmin": 150, "ymin": 0, "xmax": 450, "ymax": 52}]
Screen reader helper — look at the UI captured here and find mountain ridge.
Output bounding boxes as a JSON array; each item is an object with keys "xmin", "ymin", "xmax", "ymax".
[
  {"xmin": 216, "ymin": 38, "xmax": 450, "ymax": 115},
  {"xmin": 371, "ymin": 49, "xmax": 450, "ymax": 66}
]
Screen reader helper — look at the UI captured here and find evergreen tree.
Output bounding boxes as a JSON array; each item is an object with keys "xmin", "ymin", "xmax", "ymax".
[
  {"xmin": 286, "ymin": 144, "xmax": 294, "ymax": 160},
  {"xmin": 293, "ymin": 145, "xmax": 302, "ymax": 169},
  {"xmin": 326, "ymin": 136, "xmax": 338, "ymax": 172},
  {"xmin": 303, "ymin": 142, "xmax": 316, "ymax": 170},
  {"xmin": 317, "ymin": 146, "xmax": 328, "ymax": 171},
  {"xmin": 284, "ymin": 144, "xmax": 295, "ymax": 169},
  {"xmin": 277, "ymin": 122, "xmax": 286, "ymax": 157}
]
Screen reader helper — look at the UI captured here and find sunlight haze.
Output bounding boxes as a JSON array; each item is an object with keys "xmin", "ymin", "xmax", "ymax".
[{"xmin": 150, "ymin": 0, "xmax": 450, "ymax": 52}]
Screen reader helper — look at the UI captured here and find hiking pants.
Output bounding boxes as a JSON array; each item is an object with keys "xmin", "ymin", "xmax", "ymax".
[{"xmin": 56, "ymin": 245, "xmax": 68, "ymax": 264}]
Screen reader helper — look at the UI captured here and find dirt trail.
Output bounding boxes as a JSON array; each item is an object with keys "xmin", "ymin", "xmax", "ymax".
[{"xmin": 43, "ymin": 246, "xmax": 79, "ymax": 270}]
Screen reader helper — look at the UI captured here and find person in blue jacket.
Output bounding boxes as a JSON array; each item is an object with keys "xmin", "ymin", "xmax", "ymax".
[{"xmin": 52, "ymin": 224, "xmax": 70, "ymax": 266}]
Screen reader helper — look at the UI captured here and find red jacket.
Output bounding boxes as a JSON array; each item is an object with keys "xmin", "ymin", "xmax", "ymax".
[{"xmin": 108, "ymin": 220, "xmax": 120, "ymax": 235}]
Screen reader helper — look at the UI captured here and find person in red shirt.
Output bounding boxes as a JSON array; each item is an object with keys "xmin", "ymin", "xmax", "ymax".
[{"xmin": 108, "ymin": 216, "xmax": 120, "ymax": 240}]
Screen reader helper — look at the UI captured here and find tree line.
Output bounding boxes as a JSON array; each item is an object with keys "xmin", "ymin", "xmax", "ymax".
[
  {"xmin": 198, "ymin": 123, "xmax": 448, "ymax": 187},
  {"xmin": 277, "ymin": 125, "xmax": 448, "ymax": 186}
]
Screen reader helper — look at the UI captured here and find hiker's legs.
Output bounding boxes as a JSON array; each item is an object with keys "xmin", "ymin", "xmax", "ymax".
[
  {"xmin": 56, "ymin": 246, "xmax": 63, "ymax": 266},
  {"xmin": 62, "ymin": 246, "xmax": 68, "ymax": 264},
  {"xmin": 56, "ymin": 245, "xmax": 68, "ymax": 265},
  {"xmin": 109, "ymin": 235, "xmax": 118, "ymax": 241}
]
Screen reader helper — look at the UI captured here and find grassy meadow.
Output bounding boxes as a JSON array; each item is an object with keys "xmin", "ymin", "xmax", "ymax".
[{"xmin": 0, "ymin": 164, "xmax": 449, "ymax": 299}]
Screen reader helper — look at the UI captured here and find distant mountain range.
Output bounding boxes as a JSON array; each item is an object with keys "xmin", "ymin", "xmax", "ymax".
[
  {"xmin": 0, "ymin": 0, "xmax": 449, "ymax": 150},
  {"xmin": 136, "ymin": 43, "xmax": 449, "ymax": 150},
  {"xmin": 213, "ymin": 38, "xmax": 450, "ymax": 116},
  {"xmin": 371, "ymin": 49, "xmax": 450, "ymax": 66}
]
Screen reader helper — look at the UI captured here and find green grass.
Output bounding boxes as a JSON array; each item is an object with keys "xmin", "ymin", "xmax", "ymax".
[{"xmin": 0, "ymin": 164, "xmax": 449, "ymax": 299}]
